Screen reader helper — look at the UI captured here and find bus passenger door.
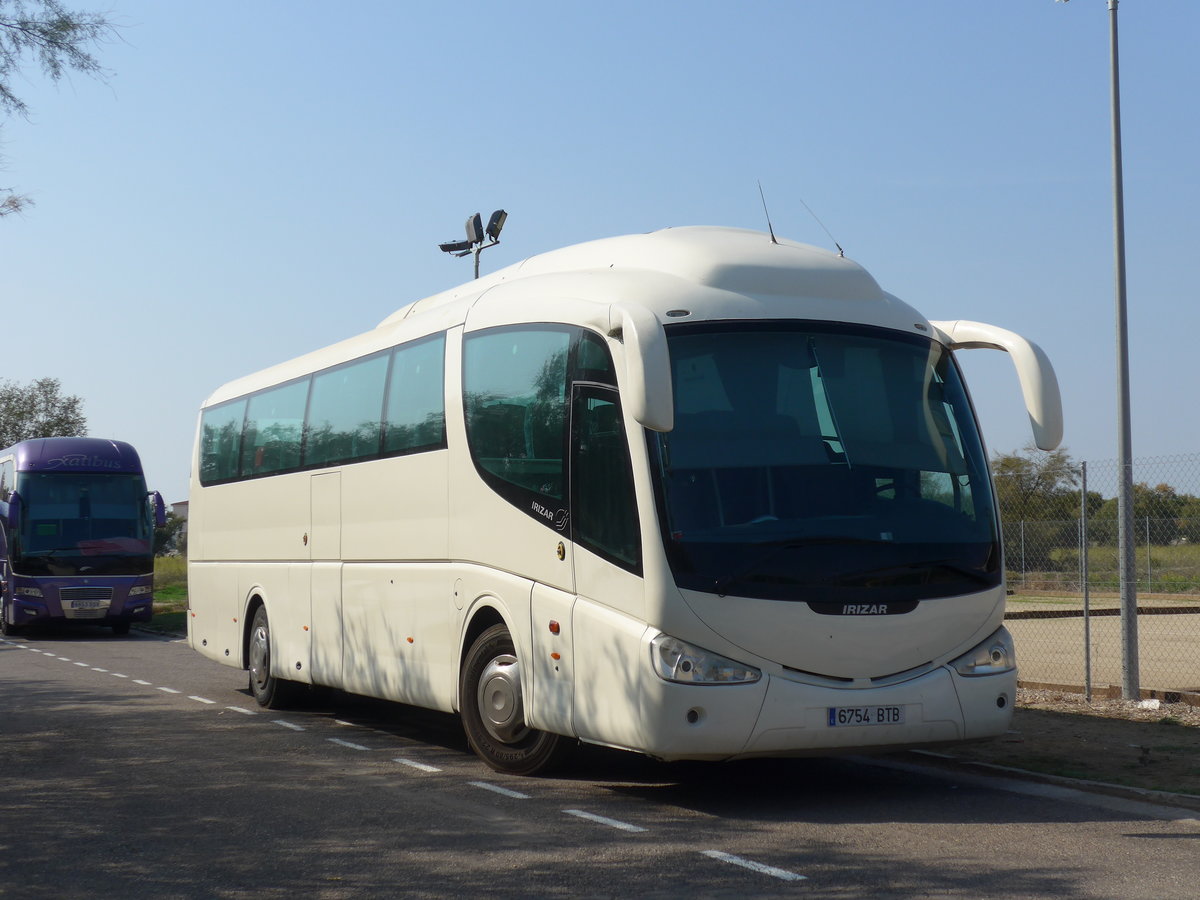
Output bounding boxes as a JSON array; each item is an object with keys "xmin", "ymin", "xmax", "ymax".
[
  {"xmin": 310, "ymin": 472, "xmax": 343, "ymax": 687},
  {"xmin": 568, "ymin": 385, "xmax": 648, "ymax": 748}
]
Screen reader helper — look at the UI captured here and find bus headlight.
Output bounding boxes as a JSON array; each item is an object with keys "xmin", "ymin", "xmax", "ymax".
[
  {"xmin": 128, "ymin": 586, "xmax": 153, "ymax": 597},
  {"xmin": 651, "ymin": 634, "xmax": 761, "ymax": 685},
  {"xmin": 951, "ymin": 627, "xmax": 1015, "ymax": 677},
  {"xmin": 14, "ymin": 586, "xmax": 44, "ymax": 598}
]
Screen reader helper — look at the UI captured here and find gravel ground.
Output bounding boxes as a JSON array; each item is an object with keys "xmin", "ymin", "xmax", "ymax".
[{"xmin": 1017, "ymin": 686, "xmax": 1200, "ymax": 726}]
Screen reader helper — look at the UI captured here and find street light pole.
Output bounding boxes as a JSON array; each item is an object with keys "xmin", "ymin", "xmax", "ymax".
[{"xmin": 1107, "ymin": 0, "xmax": 1139, "ymax": 699}]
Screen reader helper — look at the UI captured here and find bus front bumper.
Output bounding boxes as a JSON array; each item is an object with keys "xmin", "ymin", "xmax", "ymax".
[{"xmin": 635, "ymin": 664, "xmax": 1016, "ymax": 762}]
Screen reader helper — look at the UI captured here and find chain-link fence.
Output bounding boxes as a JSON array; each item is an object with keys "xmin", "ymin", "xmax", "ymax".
[{"xmin": 999, "ymin": 453, "xmax": 1200, "ymax": 697}]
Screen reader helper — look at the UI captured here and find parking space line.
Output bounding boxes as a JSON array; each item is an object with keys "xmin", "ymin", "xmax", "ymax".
[
  {"xmin": 563, "ymin": 809, "xmax": 648, "ymax": 833},
  {"xmin": 700, "ymin": 850, "xmax": 807, "ymax": 882},
  {"xmin": 328, "ymin": 738, "xmax": 370, "ymax": 751},
  {"xmin": 469, "ymin": 781, "xmax": 530, "ymax": 800},
  {"xmin": 394, "ymin": 758, "xmax": 441, "ymax": 773}
]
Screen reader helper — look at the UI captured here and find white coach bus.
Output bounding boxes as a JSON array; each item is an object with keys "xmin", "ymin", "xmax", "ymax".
[{"xmin": 187, "ymin": 226, "xmax": 1062, "ymax": 775}]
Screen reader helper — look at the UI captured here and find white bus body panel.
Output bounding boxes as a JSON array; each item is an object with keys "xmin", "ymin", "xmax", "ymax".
[{"xmin": 187, "ymin": 225, "xmax": 1055, "ymax": 766}]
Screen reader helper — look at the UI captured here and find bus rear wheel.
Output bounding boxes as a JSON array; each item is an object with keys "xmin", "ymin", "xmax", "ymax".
[
  {"xmin": 460, "ymin": 623, "xmax": 566, "ymax": 776},
  {"xmin": 248, "ymin": 606, "xmax": 294, "ymax": 709}
]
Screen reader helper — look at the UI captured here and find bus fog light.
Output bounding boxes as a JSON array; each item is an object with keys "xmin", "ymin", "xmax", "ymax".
[
  {"xmin": 651, "ymin": 634, "xmax": 760, "ymax": 685},
  {"xmin": 951, "ymin": 627, "xmax": 1015, "ymax": 677}
]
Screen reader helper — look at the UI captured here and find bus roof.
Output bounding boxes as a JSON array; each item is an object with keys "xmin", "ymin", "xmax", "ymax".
[
  {"xmin": 381, "ymin": 225, "xmax": 888, "ymax": 327},
  {"xmin": 203, "ymin": 226, "xmax": 928, "ymax": 408},
  {"xmin": 2, "ymin": 438, "xmax": 145, "ymax": 475}
]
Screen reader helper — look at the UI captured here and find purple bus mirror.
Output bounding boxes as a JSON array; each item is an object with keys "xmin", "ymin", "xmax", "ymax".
[
  {"xmin": 6, "ymin": 491, "xmax": 21, "ymax": 531},
  {"xmin": 150, "ymin": 491, "xmax": 166, "ymax": 528}
]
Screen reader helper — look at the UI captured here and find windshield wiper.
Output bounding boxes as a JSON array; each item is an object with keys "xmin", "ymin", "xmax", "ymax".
[
  {"xmin": 713, "ymin": 537, "xmax": 896, "ymax": 597},
  {"xmin": 827, "ymin": 558, "xmax": 995, "ymax": 587}
]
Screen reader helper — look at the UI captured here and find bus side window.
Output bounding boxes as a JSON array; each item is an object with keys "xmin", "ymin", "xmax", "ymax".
[
  {"xmin": 383, "ymin": 334, "xmax": 447, "ymax": 455},
  {"xmin": 305, "ymin": 352, "xmax": 388, "ymax": 467},
  {"xmin": 241, "ymin": 380, "xmax": 308, "ymax": 477},
  {"xmin": 199, "ymin": 399, "xmax": 247, "ymax": 484},
  {"xmin": 464, "ymin": 327, "xmax": 570, "ymax": 503},
  {"xmin": 572, "ymin": 389, "xmax": 640, "ymax": 571}
]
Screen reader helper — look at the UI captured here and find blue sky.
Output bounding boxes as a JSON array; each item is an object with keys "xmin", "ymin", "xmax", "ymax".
[{"xmin": 4, "ymin": 0, "xmax": 1197, "ymax": 504}]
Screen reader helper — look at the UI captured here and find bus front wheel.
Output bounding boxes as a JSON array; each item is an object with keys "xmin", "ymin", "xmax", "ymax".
[
  {"xmin": 460, "ymin": 623, "xmax": 566, "ymax": 776},
  {"xmin": 0, "ymin": 595, "xmax": 19, "ymax": 636},
  {"xmin": 248, "ymin": 606, "xmax": 294, "ymax": 708}
]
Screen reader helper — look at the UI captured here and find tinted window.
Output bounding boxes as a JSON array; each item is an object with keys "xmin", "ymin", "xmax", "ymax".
[
  {"xmin": 241, "ymin": 380, "xmax": 308, "ymax": 477},
  {"xmin": 463, "ymin": 327, "xmax": 570, "ymax": 502},
  {"xmin": 654, "ymin": 322, "xmax": 999, "ymax": 603},
  {"xmin": 199, "ymin": 399, "xmax": 247, "ymax": 484},
  {"xmin": 384, "ymin": 334, "xmax": 446, "ymax": 455},
  {"xmin": 306, "ymin": 353, "xmax": 388, "ymax": 467},
  {"xmin": 573, "ymin": 388, "xmax": 640, "ymax": 570}
]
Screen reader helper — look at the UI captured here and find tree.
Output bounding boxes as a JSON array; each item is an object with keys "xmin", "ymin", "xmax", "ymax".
[
  {"xmin": 0, "ymin": 376, "xmax": 87, "ymax": 446},
  {"xmin": 991, "ymin": 444, "xmax": 1084, "ymax": 573},
  {"xmin": 1, "ymin": 1, "xmax": 116, "ymax": 216},
  {"xmin": 154, "ymin": 511, "xmax": 187, "ymax": 557}
]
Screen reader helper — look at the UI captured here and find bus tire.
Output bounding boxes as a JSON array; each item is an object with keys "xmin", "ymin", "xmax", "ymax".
[
  {"xmin": 0, "ymin": 595, "xmax": 18, "ymax": 636},
  {"xmin": 248, "ymin": 606, "xmax": 294, "ymax": 709},
  {"xmin": 460, "ymin": 623, "xmax": 567, "ymax": 776}
]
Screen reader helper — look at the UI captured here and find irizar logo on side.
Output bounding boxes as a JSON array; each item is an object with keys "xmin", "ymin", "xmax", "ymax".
[{"xmin": 842, "ymin": 604, "xmax": 889, "ymax": 615}]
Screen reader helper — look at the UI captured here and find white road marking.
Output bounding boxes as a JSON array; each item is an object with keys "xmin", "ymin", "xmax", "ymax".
[
  {"xmin": 469, "ymin": 781, "xmax": 530, "ymax": 800},
  {"xmin": 73, "ymin": 662, "xmax": 89, "ymax": 667},
  {"xmin": 225, "ymin": 706, "xmax": 256, "ymax": 715},
  {"xmin": 328, "ymin": 738, "xmax": 370, "ymax": 751},
  {"xmin": 394, "ymin": 758, "xmax": 441, "ymax": 773},
  {"xmin": 91, "ymin": 667, "xmax": 108, "ymax": 672},
  {"xmin": 188, "ymin": 695, "xmax": 215, "ymax": 705},
  {"xmin": 701, "ymin": 850, "xmax": 807, "ymax": 882},
  {"xmin": 563, "ymin": 809, "xmax": 648, "ymax": 833},
  {"xmin": 133, "ymin": 680, "xmax": 152, "ymax": 685},
  {"xmin": 273, "ymin": 719, "xmax": 305, "ymax": 731},
  {"xmin": 111, "ymin": 673, "xmax": 129, "ymax": 678},
  {"xmin": 157, "ymin": 687, "xmax": 181, "ymax": 694}
]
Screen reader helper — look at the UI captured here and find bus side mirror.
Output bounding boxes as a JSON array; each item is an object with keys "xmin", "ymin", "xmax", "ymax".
[
  {"xmin": 930, "ymin": 319, "xmax": 1064, "ymax": 451},
  {"xmin": 6, "ymin": 491, "xmax": 21, "ymax": 531},
  {"xmin": 150, "ymin": 491, "xmax": 167, "ymax": 528},
  {"xmin": 611, "ymin": 303, "xmax": 674, "ymax": 433}
]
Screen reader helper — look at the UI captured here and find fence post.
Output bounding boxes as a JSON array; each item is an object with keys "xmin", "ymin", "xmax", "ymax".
[
  {"xmin": 1145, "ymin": 516, "xmax": 1152, "ymax": 593},
  {"xmin": 1020, "ymin": 520, "xmax": 1026, "ymax": 591},
  {"xmin": 1081, "ymin": 461, "xmax": 1091, "ymax": 702}
]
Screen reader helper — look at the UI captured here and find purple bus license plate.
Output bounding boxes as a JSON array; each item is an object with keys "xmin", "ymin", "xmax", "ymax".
[{"xmin": 827, "ymin": 705, "xmax": 905, "ymax": 727}]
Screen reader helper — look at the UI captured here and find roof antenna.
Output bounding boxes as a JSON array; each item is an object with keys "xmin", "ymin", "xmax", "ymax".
[
  {"xmin": 757, "ymin": 180, "xmax": 779, "ymax": 245},
  {"xmin": 797, "ymin": 194, "xmax": 844, "ymax": 258}
]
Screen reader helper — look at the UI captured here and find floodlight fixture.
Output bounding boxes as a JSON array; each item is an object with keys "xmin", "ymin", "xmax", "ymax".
[
  {"xmin": 437, "ymin": 206, "xmax": 509, "ymax": 277},
  {"xmin": 486, "ymin": 209, "xmax": 507, "ymax": 241},
  {"xmin": 465, "ymin": 213, "xmax": 484, "ymax": 245}
]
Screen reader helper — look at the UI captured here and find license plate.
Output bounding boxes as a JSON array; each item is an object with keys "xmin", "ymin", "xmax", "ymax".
[
  {"xmin": 827, "ymin": 705, "xmax": 905, "ymax": 727},
  {"xmin": 71, "ymin": 599, "xmax": 103, "ymax": 610}
]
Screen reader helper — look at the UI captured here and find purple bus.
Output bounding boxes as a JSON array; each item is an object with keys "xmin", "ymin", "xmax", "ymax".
[{"xmin": 0, "ymin": 437, "xmax": 165, "ymax": 636}]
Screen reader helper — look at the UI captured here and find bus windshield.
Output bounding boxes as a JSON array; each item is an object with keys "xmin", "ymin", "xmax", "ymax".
[
  {"xmin": 13, "ymin": 472, "xmax": 153, "ymax": 577},
  {"xmin": 651, "ymin": 322, "xmax": 1000, "ymax": 604}
]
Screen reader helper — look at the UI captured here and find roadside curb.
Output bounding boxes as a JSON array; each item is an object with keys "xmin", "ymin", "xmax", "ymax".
[{"xmin": 902, "ymin": 748, "xmax": 1200, "ymax": 816}]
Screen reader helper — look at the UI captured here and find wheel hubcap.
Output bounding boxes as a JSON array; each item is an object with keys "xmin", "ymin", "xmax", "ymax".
[
  {"xmin": 477, "ymin": 653, "xmax": 528, "ymax": 744},
  {"xmin": 249, "ymin": 624, "xmax": 270, "ymax": 690}
]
